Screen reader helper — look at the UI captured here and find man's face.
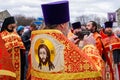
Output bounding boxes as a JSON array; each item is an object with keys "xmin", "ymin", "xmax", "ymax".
[
  {"xmin": 73, "ymin": 28, "xmax": 82, "ymax": 34},
  {"xmin": 105, "ymin": 27, "xmax": 112, "ymax": 36},
  {"xmin": 86, "ymin": 22, "xmax": 93, "ymax": 31},
  {"xmin": 39, "ymin": 48, "xmax": 47, "ymax": 63},
  {"xmin": 7, "ymin": 23, "xmax": 16, "ymax": 32},
  {"xmin": 20, "ymin": 29, "xmax": 24, "ymax": 35}
]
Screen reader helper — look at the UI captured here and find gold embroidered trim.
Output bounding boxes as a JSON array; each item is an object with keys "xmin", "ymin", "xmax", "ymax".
[
  {"xmin": 0, "ymin": 70, "xmax": 16, "ymax": 77},
  {"xmin": 31, "ymin": 69, "xmax": 101, "ymax": 79},
  {"xmin": 32, "ymin": 29, "xmax": 62, "ymax": 34}
]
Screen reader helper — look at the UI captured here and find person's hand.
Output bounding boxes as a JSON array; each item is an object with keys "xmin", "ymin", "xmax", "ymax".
[
  {"xmin": 68, "ymin": 35, "xmax": 80, "ymax": 44},
  {"xmin": 83, "ymin": 33, "xmax": 96, "ymax": 45},
  {"xmin": 29, "ymin": 38, "xmax": 31, "ymax": 41},
  {"xmin": 78, "ymin": 40, "xmax": 84, "ymax": 48}
]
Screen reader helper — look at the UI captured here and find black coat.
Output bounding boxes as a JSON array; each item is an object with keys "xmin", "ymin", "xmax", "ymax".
[{"xmin": 21, "ymin": 30, "xmax": 31, "ymax": 51}]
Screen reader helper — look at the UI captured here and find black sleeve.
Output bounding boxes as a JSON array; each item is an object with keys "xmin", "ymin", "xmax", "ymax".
[
  {"xmin": 102, "ymin": 53, "xmax": 106, "ymax": 62},
  {"xmin": 21, "ymin": 32, "xmax": 30, "ymax": 44},
  {"xmin": 21, "ymin": 31, "xmax": 31, "ymax": 50},
  {"xmin": 113, "ymin": 49, "xmax": 120, "ymax": 64}
]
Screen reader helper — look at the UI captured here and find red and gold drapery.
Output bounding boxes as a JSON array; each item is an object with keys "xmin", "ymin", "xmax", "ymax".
[
  {"xmin": 101, "ymin": 31, "xmax": 120, "ymax": 80},
  {"xmin": 0, "ymin": 30, "xmax": 25, "ymax": 80},
  {"xmin": 0, "ymin": 35, "xmax": 16, "ymax": 80},
  {"xmin": 27, "ymin": 30, "xmax": 102, "ymax": 80}
]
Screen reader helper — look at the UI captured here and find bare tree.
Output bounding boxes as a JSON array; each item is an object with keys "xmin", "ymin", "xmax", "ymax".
[
  {"xmin": 76, "ymin": 14, "xmax": 107, "ymax": 25},
  {"xmin": 76, "ymin": 15, "xmax": 90, "ymax": 25},
  {"xmin": 15, "ymin": 15, "xmax": 35, "ymax": 26}
]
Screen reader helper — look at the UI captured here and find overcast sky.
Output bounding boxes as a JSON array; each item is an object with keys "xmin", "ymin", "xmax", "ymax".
[{"xmin": 0, "ymin": 0, "xmax": 120, "ymax": 22}]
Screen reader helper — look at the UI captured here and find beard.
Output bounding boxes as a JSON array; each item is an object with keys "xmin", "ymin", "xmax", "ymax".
[
  {"xmin": 6, "ymin": 26, "xmax": 15, "ymax": 32},
  {"xmin": 40, "ymin": 58, "xmax": 48, "ymax": 65},
  {"xmin": 6, "ymin": 28, "xmax": 14, "ymax": 32},
  {"xmin": 105, "ymin": 30, "xmax": 112, "ymax": 36},
  {"xmin": 87, "ymin": 28, "xmax": 94, "ymax": 33}
]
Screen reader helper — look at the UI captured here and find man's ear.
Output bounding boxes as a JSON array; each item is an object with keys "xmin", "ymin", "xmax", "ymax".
[
  {"xmin": 59, "ymin": 23, "xmax": 65, "ymax": 29},
  {"xmin": 56, "ymin": 23, "xmax": 65, "ymax": 30}
]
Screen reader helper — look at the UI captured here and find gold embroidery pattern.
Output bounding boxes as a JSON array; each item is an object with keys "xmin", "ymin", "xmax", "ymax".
[
  {"xmin": 30, "ymin": 30, "xmax": 102, "ymax": 79},
  {"xmin": 49, "ymin": 32, "xmax": 97, "ymax": 72},
  {"xmin": 82, "ymin": 45, "xmax": 105, "ymax": 72},
  {"xmin": 102, "ymin": 35, "xmax": 120, "ymax": 51},
  {"xmin": 0, "ymin": 30, "xmax": 25, "ymax": 80},
  {"xmin": 31, "ymin": 69, "xmax": 102, "ymax": 80},
  {"xmin": 0, "ymin": 30, "xmax": 25, "ymax": 50}
]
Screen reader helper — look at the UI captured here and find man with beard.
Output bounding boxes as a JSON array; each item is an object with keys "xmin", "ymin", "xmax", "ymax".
[
  {"xmin": 100, "ymin": 21, "xmax": 120, "ymax": 80},
  {"xmin": 0, "ymin": 16, "xmax": 25, "ymax": 80},
  {"xmin": 38, "ymin": 44, "xmax": 55, "ymax": 71},
  {"xmin": 86, "ymin": 21, "xmax": 103, "ymax": 56},
  {"xmin": 71, "ymin": 22, "xmax": 93, "ymax": 47},
  {"xmin": 67, "ymin": 22, "xmax": 82, "ymax": 45}
]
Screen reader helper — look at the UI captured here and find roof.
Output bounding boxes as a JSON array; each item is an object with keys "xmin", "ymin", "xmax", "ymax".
[
  {"xmin": 116, "ymin": 8, "xmax": 120, "ymax": 12},
  {"xmin": 0, "ymin": 10, "xmax": 11, "ymax": 22}
]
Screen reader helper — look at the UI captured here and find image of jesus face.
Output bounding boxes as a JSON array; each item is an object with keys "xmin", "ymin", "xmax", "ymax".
[
  {"xmin": 38, "ymin": 44, "xmax": 55, "ymax": 71},
  {"xmin": 38, "ymin": 44, "xmax": 50, "ymax": 65},
  {"xmin": 39, "ymin": 47, "xmax": 47, "ymax": 63}
]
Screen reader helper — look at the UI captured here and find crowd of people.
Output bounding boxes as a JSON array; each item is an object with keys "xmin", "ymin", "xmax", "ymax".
[{"xmin": 0, "ymin": 0, "xmax": 120, "ymax": 80}]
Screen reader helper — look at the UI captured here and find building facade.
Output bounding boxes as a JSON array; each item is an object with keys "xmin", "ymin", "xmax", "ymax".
[{"xmin": 116, "ymin": 8, "xmax": 120, "ymax": 26}]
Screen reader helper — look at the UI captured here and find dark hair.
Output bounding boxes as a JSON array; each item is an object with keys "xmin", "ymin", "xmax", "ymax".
[
  {"xmin": 89, "ymin": 21, "xmax": 97, "ymax": 31},
  {"xmin": 38, "ymin": 44, "xmax": 55, "ymax": 71},
  {"xmin": 30, "ymin": 22, "xmax": 36, "ymax": 28}
]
